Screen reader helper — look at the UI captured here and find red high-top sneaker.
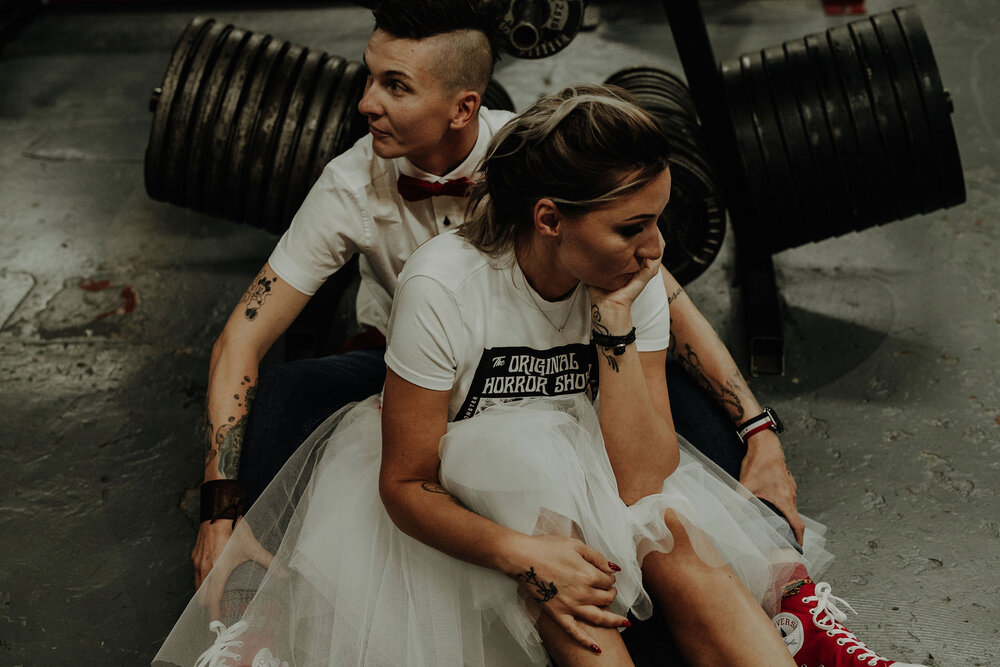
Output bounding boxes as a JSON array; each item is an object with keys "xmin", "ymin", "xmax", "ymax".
[{"xmin": 772, "ymin": 580, "xmax": 928, "ymax": 667}]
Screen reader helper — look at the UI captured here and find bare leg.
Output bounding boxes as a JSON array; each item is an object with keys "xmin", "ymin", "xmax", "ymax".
[
  {"xmin": 533, "ymin": 608, "xmax": 634, "ymax": 667},
  {"xmin": 641, "ymin": 510, "xmax": 795, "ymax": 667}
]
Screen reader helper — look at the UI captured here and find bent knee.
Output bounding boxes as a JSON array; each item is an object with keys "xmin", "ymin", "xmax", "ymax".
[{"xmin": 642, "ymin": 509, "xmax": 715, "ymax": 569}]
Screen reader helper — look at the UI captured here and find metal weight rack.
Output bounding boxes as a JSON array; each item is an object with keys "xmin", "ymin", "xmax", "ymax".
[{"xmin": 660, "ymin": 0, "xmax": 964, "ymax": 375}]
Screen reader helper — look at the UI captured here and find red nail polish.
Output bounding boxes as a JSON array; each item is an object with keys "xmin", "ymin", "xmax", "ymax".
[
  {"xmin": 608, "ymin": 561, "xmax": 621, "ymax": 572},
  {"xmin": 621, "ymin": 620, "xmax": 632, "ymax": 628},
  {"xmin": 590, "ymin": 644, "xmax": 602, "ymax": 654}
]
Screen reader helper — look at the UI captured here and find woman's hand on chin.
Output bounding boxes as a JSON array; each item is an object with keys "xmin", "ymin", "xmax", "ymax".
[
  {"xmin": 587, "ymin": 231, "xmax": 665, "ymax": 313},
  {"xmin": 503, "ymin": 534, "xmax": 629, "ymax": 650}
]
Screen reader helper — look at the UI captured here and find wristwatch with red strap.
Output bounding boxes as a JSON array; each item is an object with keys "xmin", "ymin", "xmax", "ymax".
[{"xmin": 737, "ymin": 407, "xmax": 784, "ymax": 443}]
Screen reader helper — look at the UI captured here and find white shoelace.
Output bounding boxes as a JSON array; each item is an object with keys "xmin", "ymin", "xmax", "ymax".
[
  {"xmin": 194, "ymin": 620, "xmax": 249, "ymax": 667},
  {"xmin": 807, "ymin": 582, "xmax": 891, "ymax": 666}
]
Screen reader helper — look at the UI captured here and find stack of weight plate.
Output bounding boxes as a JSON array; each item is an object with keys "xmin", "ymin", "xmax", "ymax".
[
  {"xmin": 721, "ymin": 5, "xmax": 964, "ymax": 253},
  {"xmin": 145, "ymin": 17, "xmax": 517, "ymax": 234},
  {"xmin": 606, "ymin": 67, "xmax": 726, "ymax": 285},
  {"xmin": 482, "ymin": 77, "xmax": 516, "ymax": 114}
]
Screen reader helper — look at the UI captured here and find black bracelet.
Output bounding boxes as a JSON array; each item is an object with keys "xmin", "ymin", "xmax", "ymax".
[
  {"xmin": 591, "ymin": 327, "xmax": 636, "ymax": 356},
  {"xmin": 200, "ymin": 479, "xmax": 244, "ymax": 526}
]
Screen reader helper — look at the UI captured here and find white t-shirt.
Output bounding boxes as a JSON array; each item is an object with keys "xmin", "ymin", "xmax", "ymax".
[
  {"xmin": 385, "ymin": 232, "xmax": 671, "ymax": 421},
  {"xmin": 269, "ymin": 108, "xmax": 515, "ymax": 334}
]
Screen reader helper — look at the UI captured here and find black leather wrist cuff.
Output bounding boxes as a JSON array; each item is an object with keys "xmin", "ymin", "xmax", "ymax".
[
  {"xmin": 591, "ymin": 327, "xmax": 637, "ymax": 356},
  {"xmin": 200, "ymin": 479, "xmax": 244, "ymax": 524}
]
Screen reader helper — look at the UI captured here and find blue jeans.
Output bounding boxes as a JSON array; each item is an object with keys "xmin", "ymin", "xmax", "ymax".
[{"xmin": 239, "ymin": 348, "xmax": 387, "ymax": 508}]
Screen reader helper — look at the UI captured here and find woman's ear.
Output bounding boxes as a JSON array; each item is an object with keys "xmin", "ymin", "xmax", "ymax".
[{"xmin": 533, "ymin": 198, "xmax": 562, "ymax": 238}]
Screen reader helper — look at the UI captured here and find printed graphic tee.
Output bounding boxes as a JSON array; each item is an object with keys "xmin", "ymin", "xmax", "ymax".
[{"xmin": 385, "ymin": 232, "xmax": 671, "ymax": 421}]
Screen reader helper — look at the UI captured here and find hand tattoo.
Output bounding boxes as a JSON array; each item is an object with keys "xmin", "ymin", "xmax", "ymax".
[
  {"xmin": 591, "ymin": 305, "xmax": 620, "ymax": 373},
  {"xmin": 243, "ymin": 273, "xmax": 279, "ymax": 321},
  {"xmin": 517, "ymin": 567, "xmax": 558, "ymax": 603}
]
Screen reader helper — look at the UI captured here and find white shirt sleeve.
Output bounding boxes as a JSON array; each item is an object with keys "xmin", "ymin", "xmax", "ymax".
[
  {"xmin": 268, "ymin": 165, "xmax": 365, "ymax": 296},
  {"xmin": 384, "ymin": 275, "xmax": 463, "ymax": 391},
  {"xmin": 632, "ymin": 272, "xmax": 671, "ymax": 352}
]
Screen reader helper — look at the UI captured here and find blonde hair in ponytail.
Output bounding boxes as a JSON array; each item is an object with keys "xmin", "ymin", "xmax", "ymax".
[{"xmin": 460, "ymin": 84, "xmax": 671, "ymax": 257}]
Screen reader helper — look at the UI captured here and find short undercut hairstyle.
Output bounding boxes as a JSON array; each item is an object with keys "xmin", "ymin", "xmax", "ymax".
[{"xmin": 372, "ymin": 0, "xmax": 503, "ymax": 94}]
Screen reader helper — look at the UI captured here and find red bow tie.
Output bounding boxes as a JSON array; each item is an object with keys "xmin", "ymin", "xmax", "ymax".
[{"xmin": 396, "ymin": 174, "xmax": 473, "ymax": 202}]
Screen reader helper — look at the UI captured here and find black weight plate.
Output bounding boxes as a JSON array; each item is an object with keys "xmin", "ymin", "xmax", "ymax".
[
  {"xmin": 635, "ymin": 83, "xmax": 698, "ymax": 119},
  {"xmin": 502, "ymin": 0, "xmax": 583, "ymax": 59},
  {"xmin": 264, "ymin": 47, "xmax": 325, "ymax": 234},
  {"xmin": 613, "ymin": 77, "xmax": 699, "ymax": 119},
  {"xmin": 243, "ymin": 42, "xmax": 307, "ymax": 229},
  {"xmin": 743, "ymin": 51, "xmax": 806, "ymax": 243},
  {"xmin": 849, "ymin": 18, "xmax": 923, "ymax": 220},
  {"xmin": 312, "ymin": 60, "xmax": 365, "ymax": 183},
  {"xmin": 783, "ymin": 38, "xmax": 855, "ymax": 237},
  {"xmin": 162, "ymin": 20, "xmax": 228, "ymax": 207},
  {"xmin": 629, "ymin": 94, "xmax": 690, "ymax": 122},
  {"xmin": 660, "ymin": 165, "xmax": 725, "ymax": 284},
  {"xmin": 825, "ymin": 25, "xmax": 899, "ymax": 225},
  {"xmin": 655, "ymin": 116, "xmax": 703, "ymax": 154},
  {"xmin": 634, "ymin": 90, "xmax": 694, "ymax": 116},
  {"xmin": 483, "ymin": 78, "xmax": 515, "ymax": 112},
  {"xmin": 762, "ymin": 44, "xmax": 831, "ymax": 249},
  {"xmin": 720, "ymin": 57, "xmax": 776, "ymax": 235},
  {"xmin": 284, "ymin": 55, "xmax": 347, "ymax": 227},
  {"xmin": 871, "ymin": 11, "xmax": 943, "ymax": 214},
  {"xmin": 310, "ymin": 60, "xmax": 358, "ymax": 185},
  {"xmin": 606, "ymin": 66, "xmax": 689, "ymax": 96},
  {"xmin": 203, "ymin": 31, "xmax": 267, "ymax": 218},
  {"xmin": 604, "ymin": 66, "xmax": 659, "ymax": 84},
  {"xmin": 894, "ymin": 6, "xmax": 965, "ymax": 206},
  {"xmin": 645, "ymin": 105, "xmax": 699, "ymax": 136},
  {"xmin": 184, "ymin": 25, "xmax": 245, "ymax": 213},
  {"xmin": 145, "ymin": 17, "xmax": 213, "ymax": 202},
  {"xmin": 657, "ymin": 76, "xmax": 699, "ymax": 119},
  {"xmin": 803, "ymin": 32, "xmax": 875, "ymax": 232},
  {"xmin": 223, "ymin": 36, "xmax": 284, "ymax": 223},
  {"xmin": 337, "ymin": 61, "xmax": 372, "ymax": 154}
]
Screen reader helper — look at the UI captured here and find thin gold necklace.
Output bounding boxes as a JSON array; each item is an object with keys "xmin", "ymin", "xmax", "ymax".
[{"xmin": 525, "ymin": 279, "xmax": 580, "ymax": 334}]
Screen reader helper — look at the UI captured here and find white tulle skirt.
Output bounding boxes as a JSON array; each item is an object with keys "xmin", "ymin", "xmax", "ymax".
[{"xmin": 154, "ymin": 394, "xmax": 831, "ymax": 667}]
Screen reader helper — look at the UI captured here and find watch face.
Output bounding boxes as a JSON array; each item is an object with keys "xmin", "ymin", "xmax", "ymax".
[{"xmin": 765, "ymin": 407, "xmax": 785, "ymax": 433}]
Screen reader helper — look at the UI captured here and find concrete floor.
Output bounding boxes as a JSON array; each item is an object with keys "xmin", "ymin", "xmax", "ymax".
[{"xmin": 1, "ymin": 0, "xmax": 997, "ymax": 664}]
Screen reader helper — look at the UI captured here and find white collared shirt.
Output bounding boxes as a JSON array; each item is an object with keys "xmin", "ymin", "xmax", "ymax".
[{"xmin": 269, "ymin": 108, "xmax": 514, "ymax": 334}]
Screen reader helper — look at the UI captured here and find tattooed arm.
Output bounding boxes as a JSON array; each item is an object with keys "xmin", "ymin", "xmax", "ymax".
[
  {"xmin": 379, "ymin": 369, "xmax": 626, "ymax": 651},
  {"xmin": 661, "ymin": 266, "xmax": 804, "ymax": 544},
  {"xmin": 591, "ymin": 299, "xmax": 680, "ymax": 505},
  {"xmin": 192, "ymin": 262, "xmax": 311, "ymax": 586}
]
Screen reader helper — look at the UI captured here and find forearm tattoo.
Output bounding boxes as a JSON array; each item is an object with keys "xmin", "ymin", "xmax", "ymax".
[
  {"xmin": 203, "ymin": 410, "xmax": 216, "ymax": 467},
  {"xmin": 420, "ymin": 481, "xmax": 467, "ymax": 508},
  {"xmin": 213, "ymin": 376, "xmax": 256, "ymax": 477},
  {"xmin": 243, "ymin": 273, "xmax": 279, "ymax": 321},
  {"xmin": 517, "ymin": 567, "xmax": 558, "ymax": 603},
  {"xmin": 673, "ymin": 342, "xmax": 746, "ymax": 420},
  {"xmin": 591, "ymin": 305, "xmax": 620, "ymax": 373},
  {"xmin": 667, "ymin": 286, "xmax": 684, "ymax": 304}
]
